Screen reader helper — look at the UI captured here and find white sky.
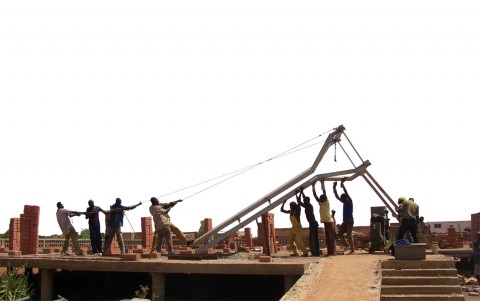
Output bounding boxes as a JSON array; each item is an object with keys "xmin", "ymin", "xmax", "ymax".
[{"xmin": 1, "ymin": 1, "xmax": 479, "ymax": 236}]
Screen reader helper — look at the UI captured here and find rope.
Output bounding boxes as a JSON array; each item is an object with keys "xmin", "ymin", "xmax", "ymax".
[
  {"xmin": 158, "ymin": 127, "xmax": 335, "ymax": 201},
  {"xmin": 124, "ymin": 213, "xmax": 136, "ymax": 235}
]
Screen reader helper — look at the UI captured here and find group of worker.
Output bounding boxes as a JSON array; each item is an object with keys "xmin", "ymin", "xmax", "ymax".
[
  {"xmin": 281, "ymin": 178, "xmax": 355, "ymax": 257},
  {"xmin": 280, "ymin": 177, "xmax": 427, "ymax": 257},
  {"xmin": 56, "ymin": 197, "xmax": 193, "ymax": 256}
]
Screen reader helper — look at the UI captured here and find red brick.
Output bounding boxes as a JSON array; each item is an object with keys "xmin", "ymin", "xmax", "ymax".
[
  {"xmin": 179, "ymin": 249, "xmax": 195, "ymax": 255},
  {"xmin": 9, "ymin": 250, "xmax": 22, "ymax": 256},
  {"xmin": 119, "ymin": 254, "xmax": 140, "ymax": 261},
  {"xmin": 149, "ymin": 252, "xmax": 161, "ymax": 258},
  {"xmin": 259, "ymin": 256, "xmax": 271, "ymax": 262}
]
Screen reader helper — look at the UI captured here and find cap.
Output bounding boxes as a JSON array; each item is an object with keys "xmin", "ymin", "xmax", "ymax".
[
  {"xmin": 150, "ymin": 197, "xmax": 159, "ymax": 203},
  {"xmin": 289, "ymin": 201, "xmax": 298, "ymax": 207}
]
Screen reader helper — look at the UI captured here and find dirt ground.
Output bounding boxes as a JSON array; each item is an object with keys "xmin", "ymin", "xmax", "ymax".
[
  {"xmin": 278, "ymin": 250, "xmax": 479, "ymax": 301},
  {"xmin": 280, "ymin": 250, "xmax": 383, "ymax": 301}
]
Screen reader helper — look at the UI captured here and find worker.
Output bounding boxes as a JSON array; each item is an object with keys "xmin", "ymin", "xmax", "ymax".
[
  {"xmin": 395, "ymin": 196, "xmax": 420, "ymax": 243},
  {"xmin": 103, "ymin": 198, "xmax": 142, "ymax": 255},
  {"xmin": 85, "ymin": 199, "xmax": 106, "ymax": 255},
  {"xmin": 333, "ymin": 178, "xmax": 355, "ymax": 254},
  {"xmin": 56, "ymin": 202, "xmax": 85, "ymax": 256},
  {"xmin": 296, "ymin": 186, "xmax": 320, "ymax": 256},
  {"xmin": 149, "ymin": 197, "xmax": 194, "ymax": 254},
  {"xmin": 312, "ymin": 179, "xmax": 336, "ymax": 256},
  {"xmin": 281, "ymin": 198, "xmax": 308, "ymax": 257}
]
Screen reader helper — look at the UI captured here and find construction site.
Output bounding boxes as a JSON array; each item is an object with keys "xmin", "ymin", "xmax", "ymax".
[{"xmin": 1, "ymin": 125, "xmax": 479, "ymax": 301}]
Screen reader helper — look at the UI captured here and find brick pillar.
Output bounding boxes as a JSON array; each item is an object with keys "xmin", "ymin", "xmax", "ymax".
[
  {"xmin": 9, "ymin": 218, "xmax": 21, "ymax": 251},
  {"xmin": 203, "ymin": 218, "xmax": 213, "ymax": 243},
  {"xmin": 141, "ymin": 217, "xmax": 153, "ymax": 250},
  {"xmin": 20, "ymin": 205, "xmax": 40, "ymax": 255},
  {"xmin": 257, "ymin": 213, "xmax": 277, "ymax": 255},
  {"xmin": 244, "ymin": 227, "xmax": 252, "ymax": 248},
  {"xmin": 472, "ymin": 213, "xmax": 480, "ymax": 245},
  {"xmin": 447, "ymin": 225, "xmax": 458, "ymax": 248}
]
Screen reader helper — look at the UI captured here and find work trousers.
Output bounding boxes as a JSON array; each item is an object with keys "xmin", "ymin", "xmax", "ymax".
[
  {"xmin": 308, "ymin": 221, "xmax": 320, "ymax": 256},
  {"xmin": 289, "ymin": 228, "xmax": 307, "ymax": 255},
  {"xmin": 89, "ymin": 221, "xmax": 102, "ymax": 254},
  {"xmin": 324, "ymin": 222, "xmax": 337, "ymax": 256},
  {"xmin": 103, "ymin": 226, "xmax": 125, "ymax": 254},
  {"xmin": 338, "ymin": 219, "xmax": 355, "ymax": 252},
  {"xmin": 396, "ymin": 218, "xmax": 419, "ymax": 243},
  {"xmin": 63, "ymin": 228, "xmax": 81, "ymax": 255},
  {"xmin": 151, "ymin": 226, "xmax": 174, "ymax": 253}
]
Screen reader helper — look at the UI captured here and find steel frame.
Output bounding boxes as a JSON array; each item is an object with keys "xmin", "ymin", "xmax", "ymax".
[{"xmin": 192, "ymin": 124, "xmax": 407, "ymax": 254}]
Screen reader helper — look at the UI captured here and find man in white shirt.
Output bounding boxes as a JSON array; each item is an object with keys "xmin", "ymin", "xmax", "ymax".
[{"xmin": 56, "ymin": 202, "xmax": 84, "ymax": 256}]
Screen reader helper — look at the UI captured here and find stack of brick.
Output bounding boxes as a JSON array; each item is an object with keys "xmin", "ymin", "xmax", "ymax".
[
  {"xmin": 141, "ymin": 217, "xmax": 153, "ymax": 250},
  {"xmin": 472, "ymin": 213, "xmax": 480, "ymax": 245},
  {"xmin": 20, "ymin": 205, "xmax": 40, "ymax": 255},
  {"xmin": 446, "ymin": 225, "xmax": 459, "ymax": 248},
  {"xmin": 257, "ymin": 213, "xmax": 277, "ymax": 254},
  {"xmin": 203, "ymin": 218, "xmax": 213, "ymax": 243},
  {"xmin": 9, "ymin": 218, "xmax": 21, "ymax": 251},
  {"xmin": 244, "ymin": 227, "xmax": 253, "ymax": 248}
]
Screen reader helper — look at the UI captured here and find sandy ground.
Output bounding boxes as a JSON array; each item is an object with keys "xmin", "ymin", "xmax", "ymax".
[{"xmin": 280, "ymin": 251, "xmax": 383, "ymax": 301}]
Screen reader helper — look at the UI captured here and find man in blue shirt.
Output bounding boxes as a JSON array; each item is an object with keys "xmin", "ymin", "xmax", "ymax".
[
  {"xmin": 103, "ymin": 198, "xmax": 141, "ymax": 255},
  {"xmin": 334, "ymin": 178, "xmax": 355, "ymax": 255}
]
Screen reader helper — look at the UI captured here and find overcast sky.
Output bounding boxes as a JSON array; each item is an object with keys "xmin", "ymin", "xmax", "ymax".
[{"xmin": 1, "ymin": 1, "xmax": 479, "ymax": 237}]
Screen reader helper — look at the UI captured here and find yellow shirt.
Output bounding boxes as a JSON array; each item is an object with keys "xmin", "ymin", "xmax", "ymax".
[{"xmin": 319, "ymin": 199, "xmax": 334, "ymax": 223}]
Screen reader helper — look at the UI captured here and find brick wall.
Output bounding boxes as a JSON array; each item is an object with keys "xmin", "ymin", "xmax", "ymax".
[
  {"xmin": 20, "ymin": 205, "xmax": 40, "ymax": 255},
  {"xmin": 9, "ymin": 218, "xmax": 21, "ymax": 251},
  {"xmin": 472, "ymin": 212, "xmax": 480, "ymax": 244},
  {"xmin": 244, "ymin": 227, "xmax": 252, "ymax": 247},
  {"xmin": 257, "ymin": 213, "xmax": 277, "ymax": 254},
  {"xmin": 141, "ymin": 217, "xmax": 153, "ymax": 250}
]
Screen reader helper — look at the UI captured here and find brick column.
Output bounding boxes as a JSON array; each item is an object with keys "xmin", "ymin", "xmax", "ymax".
[
  {"xmin": 257, "ymin": 213, "xmax": 277, "ymax": 255},
  {"xmin": 9, "ymin": 218, "xmax": 21, "ymax": 251},
  {"xmin": 141, "ymin": 217, "xmax": 153, "ymax": 250},
  {"xmin": 20, "ymin": 205, "xmax": 40, "ymax": 255},
  {"xmin": 203, "ymin": 218, "xmax": 213, "ymax": 243},
  {"xmin": 472, "ymin": 213, "xmax": 480, "ymax": 245},
  {"xmin": 244, "ymin": 227, "xmax": 252, "ymax": 248}
]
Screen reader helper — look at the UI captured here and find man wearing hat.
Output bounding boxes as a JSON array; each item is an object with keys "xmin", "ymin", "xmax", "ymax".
[
  {"xmin": 395, "ymin": 196, "xmax": 420, "ymax": 243},
  {"xmin": 281, "ymin": 197, "xmax": 308, "ymax": 257},
  {"xmin": 56, "ymin": 202, "xmax": 85, "ymax": 256}
]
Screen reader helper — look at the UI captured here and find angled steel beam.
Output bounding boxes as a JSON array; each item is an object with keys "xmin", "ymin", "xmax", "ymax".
[
  {"xmin": 195, "ymin": 161, "xmax": 370, "ymax": 253},
  {"xmin": 193, "ymin": 125, "xmax": 345, "ymax": 246}
]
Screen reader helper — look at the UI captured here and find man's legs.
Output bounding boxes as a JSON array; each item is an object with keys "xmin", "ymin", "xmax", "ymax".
[
  {"xmin": 114, "ymin": 227, "xmax": 125, "ymax": 254},
  {"xmin": 160, "ymin": 226, "xmax": 174, "ymax": 254},
  {"xmin": 62, "ymin": 232, "xmax": 71, "ymax": 253},
  {"xmin": 345, "ymin": 220, "xmax": 355, "ymax": 253},
  {"xmin": 151, "ymin": 231, "xmax": 158, "ymax": 253},
  {"xmin": 69, "ymin": 229, "xmax": 81, "ymax": 255},
  {"xmin": 396, "ymin": 220, "xmax": 409, "ymax": 241},
  {"xmin": 293, "ymin": 227, "xmax": 307, "ymax": 255},
  {"xmin": 309, "ymin": 222, "xmax": 320, "ymax": 256},
  {"xmin": 324, "ymin": 222, "xmax": 336, "ymax": 256},
  {"xmin": 89, "ymin": 221, "xmax": 102, "ymax": 254},
  {"xmin": 103, "ymin": 226, "xmax": 114, "ymax": 255},
  {"xmin": 289, "ymin": 230, "xmax": 299, "ymax": 255},
  {"xmin": 169, "ymin": 223, "xmax": 187, "ymax": 243},
  {"xmin": 406, "ymin": 219, "xmax": 420, "ymax": 243},
  {"xmin": 337, "ymin": 222, "xmax": 348, "ymax": 250}
]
